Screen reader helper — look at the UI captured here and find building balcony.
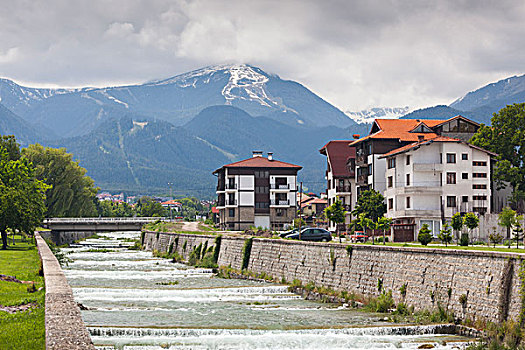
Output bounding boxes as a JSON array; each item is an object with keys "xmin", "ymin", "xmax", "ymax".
[
  {"xmin": 225, "ymin": 183, "xmax": 237, "ymax": 191},
  {"xmin": 336, "ymin": 185, "xmax": 352, "ymax": 193},
  {"xmin": 225, "ymin": 199, "xmax": 237, "ymax": 206},
  {"xmin": 389, "ymin": 209, "xmax": 441, "ymax": 218},
  {"xmin": 270, "ymin": 199, "xmax": 290, "ymax": 206},
  {"xmin": 270, "ymin": 183, "xmax": 293, "ymax": 191},
  {"xmin": 356, "ymin": 154, "xmax": 367, "ymax": 166},
  {"xmin": 357, "ymin": 174, "xmax": 368, "ymax": 185},
  {"xmin": 387, "ymin": 185, "xmax": 441, "ymax": 195}
]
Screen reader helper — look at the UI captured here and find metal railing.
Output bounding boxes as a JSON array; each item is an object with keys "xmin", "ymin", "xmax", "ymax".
[
  {"xmin": 270, "ymin": 199, "xmax": 290, "ymax": 206},
  {"xmin": 225, "ymin": 199, "xmax": 237, "ymax": 206},
  {"xmin": 43, "ymin": 217, "xmax": 164, "ymax": 224},
  {"xmin": 336, "ymin": 185, "xmax": 352, "ymax": 193},
  {"xmin": 225, "ymin": 183, "xmax": 237, "ymax": 190},
  {"xmin": 270, "ymin": 184, "xmax": 291, "ymax": 190}
]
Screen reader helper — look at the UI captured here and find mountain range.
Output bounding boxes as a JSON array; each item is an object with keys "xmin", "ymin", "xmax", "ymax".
[{"xmin": 0, "ymin": 65, "xmax": 524, "ymax": 196}]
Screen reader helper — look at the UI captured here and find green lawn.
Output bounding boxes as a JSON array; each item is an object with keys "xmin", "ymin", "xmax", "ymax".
[
  {"xmin": 359, "ymin": 241, "xmax": 525, "ymax": 254},
  {"xmin": 0, "ymin": 235, "xmax": 45, "ymax": 350}
]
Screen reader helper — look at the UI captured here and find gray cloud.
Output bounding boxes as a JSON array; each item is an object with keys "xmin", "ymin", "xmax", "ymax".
[{"xmin": 0, "ymin": 0, "xmax": 524, "ymax": 110}]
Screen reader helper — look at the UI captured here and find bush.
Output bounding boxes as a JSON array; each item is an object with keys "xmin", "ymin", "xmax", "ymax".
[
  {"xmin": 418, "ymin": 224, "xmax": 432, "ymax": 246},
  {"xmin": 374, "ymin": 290, "xmax": 395, "ymax": 313}
]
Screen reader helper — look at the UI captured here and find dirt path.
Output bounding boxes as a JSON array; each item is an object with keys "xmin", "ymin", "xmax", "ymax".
[{"xmin": 181, "ymin": 221, "xmax": 200, "ymax": 231}]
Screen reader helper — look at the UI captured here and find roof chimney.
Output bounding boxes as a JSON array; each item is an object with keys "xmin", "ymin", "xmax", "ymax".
[
  {"xmin": 418, "ymin": 135, "xmax": 424, "ymax": 142},
  {"xmin": 267, "ymin": 152, "xmax": 273, "ymax": 161},
  {"xmin": 252, "ymin": 150, "xmax": 263, "ymax": 158},
  {"xmin": 353, "ymin": 134, "xmax": 360, "ymax": 139}
]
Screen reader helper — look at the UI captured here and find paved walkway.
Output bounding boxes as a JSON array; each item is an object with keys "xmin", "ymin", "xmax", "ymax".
[{"xmin": 35, "ymin": 233, "xmax": 95, "ymax": 350}]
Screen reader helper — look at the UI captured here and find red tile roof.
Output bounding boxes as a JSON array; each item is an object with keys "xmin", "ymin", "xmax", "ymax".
[
  {"xmin": 215, "ymin": 156, "xmax": 302, "ymax": 171},
  {"xmin": 319, "ymin": 140, "xmax": 356, "ymax": 177},
  {"xmin": 161, "ymin": 200, "xmax": 182, "ymax": 205},
  {"xmin": 379, "ymin": 136, "xmax": 497, "ymax": 158}
]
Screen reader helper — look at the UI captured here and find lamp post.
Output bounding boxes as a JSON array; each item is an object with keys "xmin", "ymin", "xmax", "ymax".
[{"xmin": 168, "ymin": 182, "xmax": 173, "ymax": 221}]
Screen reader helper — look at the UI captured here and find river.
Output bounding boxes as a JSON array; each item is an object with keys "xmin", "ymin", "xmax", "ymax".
[{"xmin": 62, "ymin": 232, "xmax": 470, "ymax": 349}]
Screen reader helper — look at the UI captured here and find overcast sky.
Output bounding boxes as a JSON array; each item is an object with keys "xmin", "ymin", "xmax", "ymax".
[{"xmin": 1, "ymin": 0, "xmax": 524, "ymax": 111}]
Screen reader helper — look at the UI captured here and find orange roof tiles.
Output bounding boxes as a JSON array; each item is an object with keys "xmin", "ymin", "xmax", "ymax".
[
  {"xmin": 379, "ymin": 136, "xmax": 497, "ymax": 158},
  {"xmin": 220, "ymin": 157, "xmax": 302, "ymax": 169}
]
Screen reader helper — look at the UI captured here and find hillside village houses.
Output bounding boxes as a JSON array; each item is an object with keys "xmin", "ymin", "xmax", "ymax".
[
  {"xmin": 323, "ymin": 115, "xmax": 510, "ymax": 241},
  {"xmin": 213, "ymin": 151, "xmax": 301, "ymax": 231}
]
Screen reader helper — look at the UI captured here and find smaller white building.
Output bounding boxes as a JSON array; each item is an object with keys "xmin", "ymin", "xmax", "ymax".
[{"xmin": 381, "ymin": 136, "xmax": 496, "ymax": 241}]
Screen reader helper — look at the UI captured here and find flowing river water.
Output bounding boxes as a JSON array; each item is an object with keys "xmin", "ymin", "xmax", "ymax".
[{"xmin": 62, "ymin": 232, "xmax": 470, "ymax": 350}]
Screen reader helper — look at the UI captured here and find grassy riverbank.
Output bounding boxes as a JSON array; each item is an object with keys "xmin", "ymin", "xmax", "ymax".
[{"xmin": 0, "ymin": 234, "xmax": 45, "ymax": 350}]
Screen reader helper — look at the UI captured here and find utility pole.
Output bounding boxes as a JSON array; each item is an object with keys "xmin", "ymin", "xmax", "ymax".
[
  {"xmin": 168, "ymin": 182, "xmax": 173, "ymax": 221},
  {"xmin": 299, "ymin": 181, "xmax": 303, "ymax": 240}
]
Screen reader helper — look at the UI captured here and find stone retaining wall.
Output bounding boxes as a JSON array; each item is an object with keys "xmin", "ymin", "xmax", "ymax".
[
  {"xmin": 35, "ymin": 233, "xmax": 95, "ymax": 350},
  {"xmin": 143, "ymin": 230, "xmax": 525, "ymax": 323},
  {"xmin": 40, "ymin": 231, "xmax": 98, "ymax": 246}
]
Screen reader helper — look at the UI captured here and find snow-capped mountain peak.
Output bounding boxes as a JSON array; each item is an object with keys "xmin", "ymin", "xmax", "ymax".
[{"xmin": 345, "ymin": 106, "xmax": 410, "ymax": 124}]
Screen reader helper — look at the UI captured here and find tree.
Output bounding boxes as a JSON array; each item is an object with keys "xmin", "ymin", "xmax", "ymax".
[
  {"xmin": 22, "ymin": 144, "xmax": 98, "ymax": 217},
  {"xmin": 352, "ymin": 189, "xmax": 386, "ymax": 222},
  {"xmin": 376, "ymin": 216, "xmax": 392, "ymax": 245},
  {"xmin": 136, "ymin": 197, "xmax": 167, "ymax": 217},
  {"xmin": 489, "ymin": 231, "xmax": 503, "ymax": 248},
  {"xmin": 463, "ymin": 212, "xmax": 479, "ymax": 244},
  {"xmin": 325, "ymin": 199, "xmax": 346, "ymax": 242},
  {"xmin": 0, "ymin": 136, "xmax": 49, "ymax": 249},
  {"xmin": 512, "ymin": 217, "xmax": 524, "ymax": 249},
  {"xmin": 499, "ymin": 206, "xmax": 517, "ymax": 247},
  {"xmin": 418, "ymin": 224, "xmax": 432, "ymax": 246},
  {"xmin": 438, "ymin": 223, "xmax": 453, "ymax": 247},
  {"xmin": 357, "ymin": 213, "xmax": 374, "ymax": 244},
  {"xmin": 470, "ymin": 103, "xmax": 525, "ymax": 212},
  {"xmin": 451, "ymin": 213, "xmax": 464, "ymax": 243}
]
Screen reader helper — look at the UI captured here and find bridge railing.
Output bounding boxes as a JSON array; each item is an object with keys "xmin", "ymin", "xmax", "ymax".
[{"xmin": 43, "ymin": 217, "xmax": 168, "ymax": 224}]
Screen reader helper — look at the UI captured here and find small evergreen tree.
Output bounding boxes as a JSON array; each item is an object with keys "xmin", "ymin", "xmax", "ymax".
[
  {"xmin": 512, "ymin": 218, "xmax": 524, "ymax": 249},
  {"xmin": 489, "ymin": 231, "xmax": 503, "ymax": 248},
  {"xmin": 418, "ymin": 224, "xmax": 432, "ymax": 246},
  {"xmin": 451, "ymin": 212, "xmax": 463, "ymax": 243},
  {"xmin": 463, "ymin": 212, "xmax": 479, "ymax": 245},
  {"xmin": 438, "ymin": 223, "xmax": 453, "ymax": 247}
]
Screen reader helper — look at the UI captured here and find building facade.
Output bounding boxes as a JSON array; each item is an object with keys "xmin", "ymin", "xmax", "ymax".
[
  {"xmin": 214, "ymin": 151, "xmax": 302, "ymax": 231},
  {"xmin": 350, "ymin": 116, "xmax": 481, "ymax": 198},
  {"xmin": 381, "ymin": 136, "xmax": 496, "ymax": 241},
  {"xmin": 319, "ymin": 141, "xmax": 356, "ymax": 232}
]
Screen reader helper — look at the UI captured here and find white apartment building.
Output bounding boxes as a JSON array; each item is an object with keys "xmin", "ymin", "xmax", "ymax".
[
  {"xmin": 381, "ymin": 136, "xmax": 496, "ymax": 241},
  {"xmin": 319, "ymin": 141, "xmax": 356, "ymax": 232}
]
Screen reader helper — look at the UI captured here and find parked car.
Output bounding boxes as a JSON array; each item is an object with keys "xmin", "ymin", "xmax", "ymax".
[
  {"xmin": 279, "ymin": 226, "xmax": 308, "ymax": 238},
  {"xmin": 349, "ymin": 231, "xmax": 368, "ymax": 243},
  {"xmin": 284, "ymin": 228, "xmax": 332, "ymax": 242}
]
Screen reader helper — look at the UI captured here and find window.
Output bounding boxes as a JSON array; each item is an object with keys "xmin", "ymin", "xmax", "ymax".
[
  {"xmin": 388, "ymin": 157, "xmax": 396, "ymax": 169},
  {"xmin": 367, "ymin": 164, "xmax": 372, "ymax": 175},
  {"xmin": 255, "ymin": 171, "xmax": 269, "ymax": 178},
  {"xmin": 276, "ymin": 208, "xmax": 284, "ymax": 217},
  {"xmin": 446, "ymin": 196, "xmax": 456, "ymax": 208},
  {"xmin": 446, "ymin": 153, "xmax": 456, "ymax": 164},
  {"xmin": 388, "ymin": 198, "xmax": 394, "ymax": 210},
  {"xmin": 462, "ymin": 196, "xmax": 468, "ymax": 203},
  {"xmin": 439, "ymin": 153, "xmax": 443, "ymax": 164},
  {"xmin": 388, "ymin": 176, "xmax": 393, "ymax": 188},
  {"xmin": 462, "ymin": 173, "xmax": 468, "ymax": 180},
  {"xmin": 473, "ymin": 161, "xmax": 487, "ymax": 166},
  {"xmin": 406, "ymin": 155, "xmax": 411, "ymax": 165},
  {"xmin": 473, "ymin": 173, "xmax": 487, "ymax": 178},
  {"xmin": 255, "ymin": 202, "xmax": 269, "ymax": 209},
  {"xmin": 406, "ymin": 196, "xmax": 411, "ymax": 209},
  {"xmin": 462, "ymin": 153, "xmax": 468, "ymax": 160},
  {"xmin": 406, "ymin": 174, "xmax": 411, "ymax": 186},
  {"xmin": 473, "ymin": 195, "xmax": 487, "ymax": 201},
  {"xmin": 228, "ymin": 209, "xmax": 235, "ymax": 217},
  {"xmin": 446, "ymin": 172, "xmax": 456, "ymax": 184},
  {"xmin": 473, "ymin": 184, "xmax": 487, "ymax": 189},
  {"xmin": 255, "ymin": 186, "xmax": 269, "ymax": 194}
]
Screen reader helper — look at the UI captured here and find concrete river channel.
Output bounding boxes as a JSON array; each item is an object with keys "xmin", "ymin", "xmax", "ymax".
[{"xmin": 63, "ymin": 232, "xmax": 471, "ymax": 349}]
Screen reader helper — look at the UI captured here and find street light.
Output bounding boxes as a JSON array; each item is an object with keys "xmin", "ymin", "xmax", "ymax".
[{"xmin": 168, "ymin": 182, "xmax": 173, "ymax": 221}]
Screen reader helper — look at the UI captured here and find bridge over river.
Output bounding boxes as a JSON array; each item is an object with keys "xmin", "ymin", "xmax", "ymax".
[{"xmin": 41, "ymin": 217, "xmax": 163, "ymax": 245}]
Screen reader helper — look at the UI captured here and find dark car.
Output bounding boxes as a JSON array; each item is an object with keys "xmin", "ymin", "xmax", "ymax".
[
  {"xmin": 285, "ymin": 228, "xmax": 332, "ymax": 242},
  {"xmin": 279, "ymin": 226, "xmax": 308, "ymax": 238}
]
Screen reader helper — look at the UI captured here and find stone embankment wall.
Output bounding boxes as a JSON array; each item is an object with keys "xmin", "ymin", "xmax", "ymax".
[
  {"xmin": 144, "ymin": 231, "xmax": 525, "ymax": 323},
  {"xmin": 35, "ymin": 233, "xmax": 95, "ymax": 350},
  {"xmin": 40, "ymin": 230, "xmax": 96, "ymax": 246}
]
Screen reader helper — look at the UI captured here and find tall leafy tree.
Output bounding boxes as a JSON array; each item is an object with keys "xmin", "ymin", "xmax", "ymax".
[
  {"xmin": 0, "ymin": 137, "xmax": 49, "ymax": 249},
  {"xmin": 470, "ymin": 103, "xmax": 525, "ymax": 211},
  {"xmin": 463, "ymin": 212, "xmax": 479, "ymax": 243},
  {"xmin": 352, "ymin": 189, "xmax": 386, "ymax": 222},
  {"xmin": 136, "ymin": 197, "xmax": 167, "ymax": 217},
  {"xmin": 324, "ymin": 199, "xmax": 346, "ymax": 242},
  {"xmin": 376, "ymin": 216, "xmax": 392, "ymax": 245},
  {"xmin": 22, "ymin": 144, "xmax": 98, "ymax": 217},
  {"xmin": 451, "ymin": 212, "xmax": 463, "ymax": 242}
]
